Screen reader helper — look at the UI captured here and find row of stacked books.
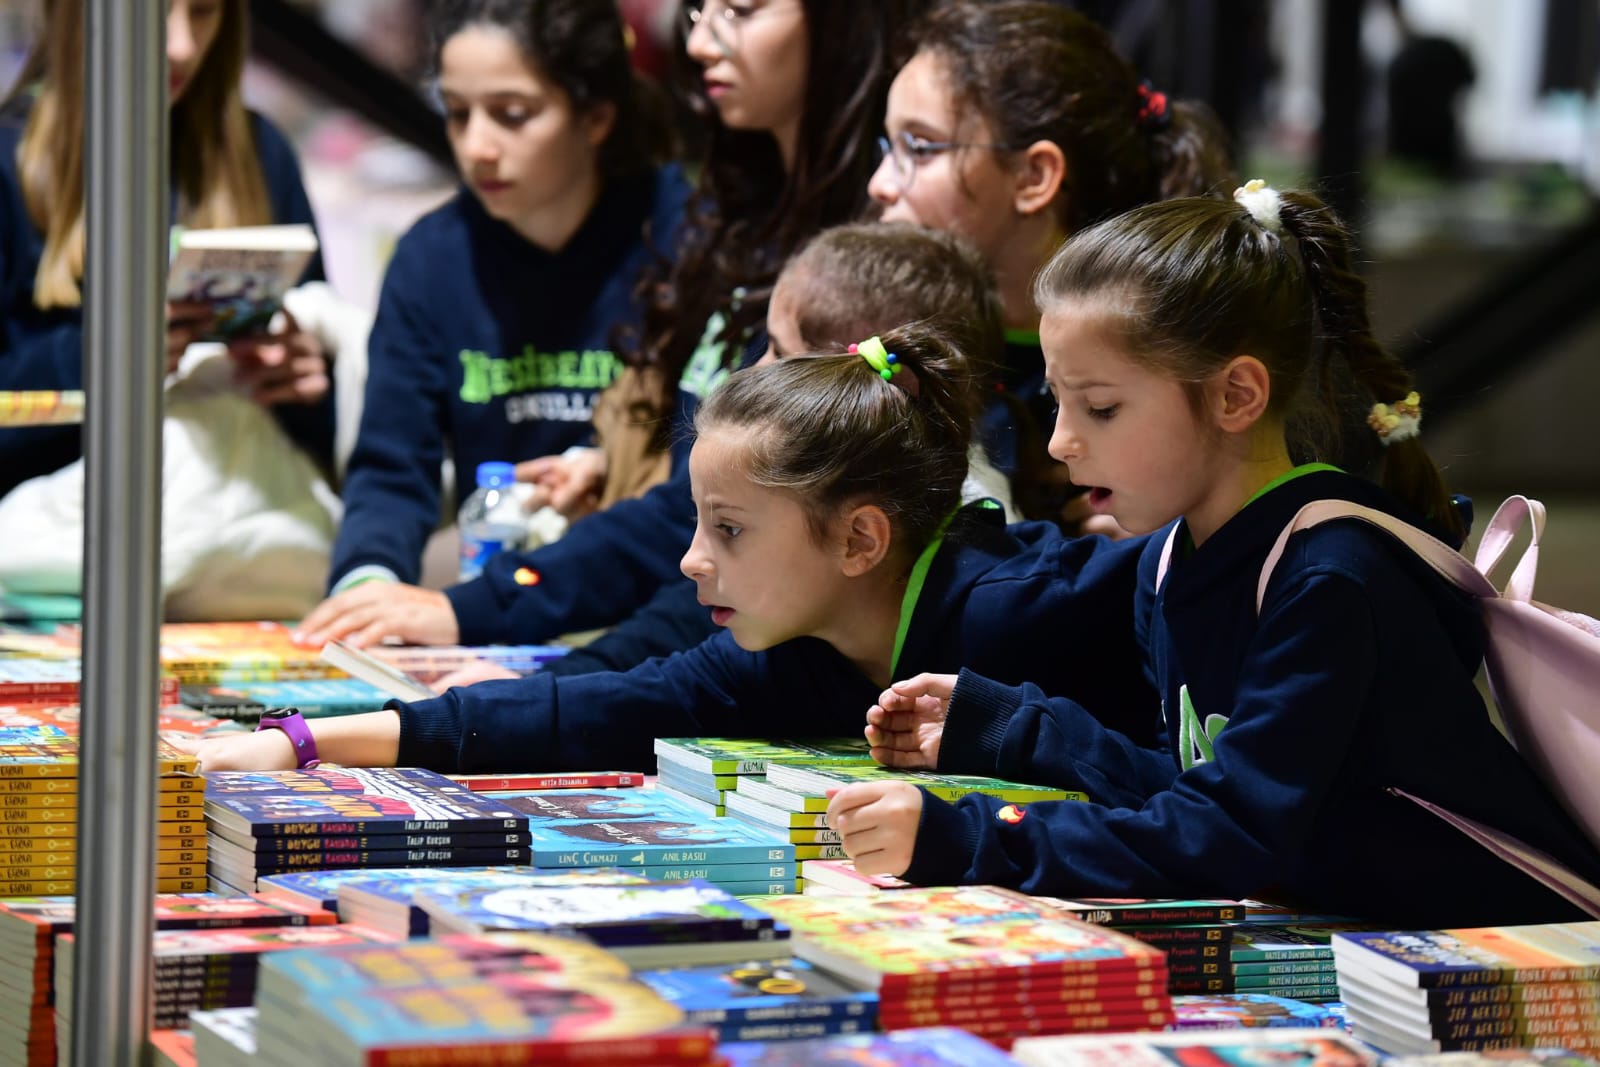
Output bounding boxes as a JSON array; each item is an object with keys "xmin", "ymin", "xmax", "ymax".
[
  {"xmin": 0, "ymin": 725, "xmax": 206, "ymax": 898},
  {"xmin": 0, "ymin": 892, "xmax": 344, "ymax": 1067}
]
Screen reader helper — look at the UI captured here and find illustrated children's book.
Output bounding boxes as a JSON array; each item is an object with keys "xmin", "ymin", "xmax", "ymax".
[
  {"xmin": 763, "ymin": 761, "xmax": 1088, "ymax": 804},
  {"xmin": 653, "ymin": 738, "xmax": 874, "ymax": 777},
  {"xmin": 718, "ymin": 1026, "xmax": 1025, "ymax": 1065},
  {"xmin": 1332, "ymin": 923, "xmax": 1600, "ymax": 988},
  {"xmin": 202, "ymin": 766, "xmax": 528, "ymax": 838},
  {"xmin": 166, "ymin": 223, "xmax": 318, "ymax": 341},
  {"xmin": 1171, "ymin": 993, "xmax": 1345, "ymax": 1029},
  {"xmin": 635, "ymin": 956, "xmax": 879, "ymax": 1041},
  {"xmin": 253, "ymin": 865, "xmax": 533, "ymax": 914},
  {"xmin": 178, "ymin": 678, "xmax": 392, "ymax": 721},
  {"xmin": 336, "ymin": 868, "xmax": 654, "ymax": 937}
]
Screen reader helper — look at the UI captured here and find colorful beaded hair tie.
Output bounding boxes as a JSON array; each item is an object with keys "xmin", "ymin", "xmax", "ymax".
[
  {"xmin": 1367, "ymin": 391, "xmax": 1422, "ymax": 444},
  {"xmin": 850, "ymin": 336, "xmax": 919, "ymax": 397}
]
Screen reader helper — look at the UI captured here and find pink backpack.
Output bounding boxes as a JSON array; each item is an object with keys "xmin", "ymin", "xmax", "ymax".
[{"xmin": 1253, "ymin": 496, "xmax": 1600, "ymax": 917}]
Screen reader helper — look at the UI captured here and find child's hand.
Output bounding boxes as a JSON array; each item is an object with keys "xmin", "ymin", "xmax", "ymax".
[
  {"xmin": 515, "ymin": 449, "xmax": 607, "ymax": 520},
  {"xmin": 171, "ymin": 730, "xmax": 297, "ymax": 773},
  {"xmin": 865, "ymin": 672, "xmax": 956, "ymax": 768},
  {"xmin": 165, "ymin": 300, "xmax": 215, "ymax": 375},
  {"xmin": 227, "ymin": 310, "xmax": 330, "ymax": 406},
  {"xmin": 295, "ymin": 582, "xmax": 459, "ymax": 649},
  {"xmin": 827, "ymin": 781, "xmax": 923, "ymax": 877}
]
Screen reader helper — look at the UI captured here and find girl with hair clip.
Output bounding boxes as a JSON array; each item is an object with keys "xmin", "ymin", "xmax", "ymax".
[
  {"xmin": 870, "ymin": 0, "xmax": 1233, "ymax": 527},
  {"xmin": 321, "ymin": 0, "xmax": 688, "ymax": 594},
  {"xmin": 0, "ymin": 0, "xmax": 333, "ymax": 498},
  {"xmin": 836, "ymin": 182, "xmax": 1600, "ymax": 927},
  {"xmin": 297, "ymin": 0, "xmax": 930, "ymax": 650},
  {"xmin": 184, "ymin": 322, "xmax": 1152, "ymax": 775}
]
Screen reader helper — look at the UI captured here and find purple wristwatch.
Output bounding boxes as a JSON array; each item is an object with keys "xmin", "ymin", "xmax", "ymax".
[{"xmin": 256, "ymin": 707, "xmax": 320, "ymax": 769}]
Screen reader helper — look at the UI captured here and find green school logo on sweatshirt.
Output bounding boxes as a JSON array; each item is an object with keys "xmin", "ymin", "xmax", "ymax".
[
  {"xmin": 457, "ymin": 347, "xmax": 621, "ymax": 405},
  {"xmin": 1177, "ymin": 685, "xmax": 1229, "ymax": 770},
  {"xmin": 678, "ymin": 312, "xmax": 734, "ymax": 400}
]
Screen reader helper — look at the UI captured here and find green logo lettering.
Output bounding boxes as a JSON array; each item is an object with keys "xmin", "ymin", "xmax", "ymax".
[{"xmin": 1177, "ymin": 685, "xmax": 1229, "ymax": 770}]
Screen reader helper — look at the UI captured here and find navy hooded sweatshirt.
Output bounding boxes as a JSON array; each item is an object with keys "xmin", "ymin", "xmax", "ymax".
[
  {"xmin": 328, "ymin": 165, "xmax": 689, "ymax": 588},
  {"xmin": 0, "ymin": 103, "xmax": 331, "ymax": 497},
  {"xmin": 904, "ymin": 468, "xmax": 1600, "ymax": 928},
  {"xmin": 400, "ymin": 504, "xmax": 1159, "ymax": 773}
]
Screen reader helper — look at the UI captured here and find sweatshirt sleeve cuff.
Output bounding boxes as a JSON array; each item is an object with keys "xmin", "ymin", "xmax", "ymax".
[
  {"xmin": 390, "ymin": 694, "xmax": 465, "ymax": 772},
  {"xmin": 901, "ymin": 789, "xmax": 979, "ymax": 888},
  {"xmin": 939, "ymin": 668, "xmax": 1026, "ymax": 777},
  {"xmin": 331, "ymin": 564, "xmax": 398, "ymax": 594},
  {"xmin": 443, "ymin": 577, "xmax": 501, "ymax": 646}
]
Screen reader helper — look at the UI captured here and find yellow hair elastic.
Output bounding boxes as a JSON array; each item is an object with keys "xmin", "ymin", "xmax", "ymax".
[
  {"xmin": 849, "ymin": 336, "xmax": 919, "ymax": 397},
  {"xmin": 1368, "ymin": 391, "xmax": 1422, "ymax": 444}
]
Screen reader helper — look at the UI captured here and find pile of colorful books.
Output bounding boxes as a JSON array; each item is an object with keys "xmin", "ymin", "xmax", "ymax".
[
  {"xmin": 653, "ymin": 738, "xmax": 877, "ymax": 818},
  {"xmin": 201, "ymin": 767, "xmax": 531, "ymax": 893},
  {"xmin": 0, "ymin": 892, "xmax": 335, "ymax": 1067},
  {"xmin": 757, "ymin": 885, "xmax": 1172, "ymax": 1048},
  {"xmin": 335, "ymin": 867, "xmax": 651, "ymax": 939},
  {"xmin": 0, "ymin": 725, "xmax": 206, "ymax": 897},
  {"xmin": 1333, "ymin": 920, "xmax": 1600, "ymax": 1055},
  {"xmin": 495, "ymin": 786, "xmax": 797, "ymax": 896},
  {"xmin": 250, "ymin": 932, "xmax": 720, "ymax": 1066}
]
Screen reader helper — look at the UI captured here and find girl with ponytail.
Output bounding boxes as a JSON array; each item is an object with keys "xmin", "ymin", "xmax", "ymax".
[{"xmin": 840, "ymin": 182, "xmax": 1600, "ymax": 928}]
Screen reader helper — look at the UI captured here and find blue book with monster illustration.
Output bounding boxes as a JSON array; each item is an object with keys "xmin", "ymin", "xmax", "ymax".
[
  {"xmin": 491, "ymin": 787, "xmax": 794, "ymax": 867},
  {"xmin": 635, "ymin": 957, "xmax": 878, "ymax": 1036}
]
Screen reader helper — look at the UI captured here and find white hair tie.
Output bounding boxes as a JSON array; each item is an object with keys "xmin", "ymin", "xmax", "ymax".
[{"xmin": 1233, "ymin": 178, "xmax": 1284, "ymax": 233}]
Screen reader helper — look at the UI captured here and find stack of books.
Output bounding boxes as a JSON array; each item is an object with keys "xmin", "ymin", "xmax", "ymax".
[
  {"xmin": 0, "ymin": 892, "xmax": 333, "ymax": 1067},
  {"xmin": 719, "ymin": 1026, "xmax": 1025, "ymax": 1064},
  {"xmin": 417, "ymin": 879, "xmax": 793, "ymax": 968},
  {"xmin": 1333, "ymin": 921, "xmax": 1600, "ymax": 1055},
  {"xmin": 1009, "ymin": 1027, "xmax": 1377, "ymax": 1065},
  {"xmin": 56, "ymin": 923, "xmax": 382, "ymax": 1061},
  {"xmin": 0, "ymin": 725, "xmax": 206, "ymax": 896},
  {"xmin": 635, "ymin": 956, "xmax": 879, "ymax": 1043},
  {"xmin": 653, "ymin": 738, "xmax": 875, "ymax": 818},
  {"xmin": 494, "ymin": 786, "xmax": 796, "ymax": 896},
  {"xmin": 189, "ymin": 1006, "xmax": 258, "ymax": 1067},
  {"xmin": 250, "ymin": 934, "xmax": 718, "ymax": 1066},
  {"xmin": 749, "ymin": 764, "xmax": 1084, "ymax": 869},
  {"xmin": 202, "ymin": 767, "xmax": 531, "ymax": 892},
  {"xmin": 178, "ymin": 677, "xmax": 393, "ymax": 722},
  {"xmin": 0, "ymin": 390, "xmax": 85, "ymax": 427},
  {"xmin": 336, "ymin": 868, "xmax": 653, "ymax": 938},
  {"xmin": 1030, "ymin": 898, "xmax": 1254, "ymax": 997},
  {"xmin": 0, "ymin": 660, "xmax": 180, "ymax": 707},
  {"xmin": 797, "ymin": 859, "xmax": 914, "ymax": 895},
  {"xmin": 253, "ymin": 864, "xmax": 527, "ymax": 917},
  {"xmin": 756, "ymin": 885, "xmax": 1172, "ymax": 1047}
]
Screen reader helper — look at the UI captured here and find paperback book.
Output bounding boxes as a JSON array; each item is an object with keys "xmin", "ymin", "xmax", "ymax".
[
  {"xmin": 764, "ymin": 761, "xmax": 1087, "ymax": 804},
  {"xmin": 202, "ymin": 766, "xmax": 528, "ymax": 838},
  {"xmin": 634, "ymin": 957, "xmax": 878, "ymax": 1039},
  {"xmin": 166, "ymin": 224, "xmax": 318, "ymax": 341}
]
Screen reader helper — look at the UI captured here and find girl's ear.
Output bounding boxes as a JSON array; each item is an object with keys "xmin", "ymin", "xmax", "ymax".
[
  {"xmin": 1211, "ymin": 355, "xmax": 1273, "ymax": 434},
  {"xmin": 583, "ymin": 100, "xmax": 618, "ymax": 148},
  {"xmin": 838, "ymin": 504, "xmax": 893, "ymax": 577},
  {"xmin": 1012, "ymin": 139, "xmax": 1067, "ymax": 219}
]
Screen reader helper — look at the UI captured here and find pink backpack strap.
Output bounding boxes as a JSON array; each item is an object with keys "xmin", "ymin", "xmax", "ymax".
[{"xmin": 1473, "ymin": 494, "xmax": 1544, "ymax": 603}]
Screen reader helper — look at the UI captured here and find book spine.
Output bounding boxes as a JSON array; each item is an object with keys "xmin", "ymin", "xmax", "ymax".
[
  {"xmin": 529, "ymin": 843, "xmax": 793, "ymax": 866},
  {"xmin": 557, "ymin": 916, "xmax": 780, "ymax": 948},
  {"xmin": 241, "ymin": 831, "xmax": 532, "ymax": 853},
  {"xmin": 684, "ymin": 999, "xmax": 876, "ymax": 1028},
  {"xmin": 237, "ymin": 817, "xmax": 528, "ymax": 838},
  {"xmin": 1228, "ymin": 946, "xmax": 1333, "ymax": 962},
  {"xmin": 449, "ymin": 772, "xmax": 645, "ymax": 792},
  {"xmin": 370, "ymin": 1029, "xmax": 718, "ymax": 1066},
  {"xmin": 235, "ymin": 846, "xmax": 530, "ymax": 874},
  {"xmin": 715, "ymin": 1016, "xmax": 873, "ymax": 1042},
  {"xmin": 880, "ymin": 960, "xmax": 1168, "ymax": 997}
]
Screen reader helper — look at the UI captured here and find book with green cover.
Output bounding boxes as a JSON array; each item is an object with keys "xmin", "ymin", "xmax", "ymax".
[
  {"xmin": 764, "ymin": 762, "xmax": 1087, "ymax": 804},
  {"xmin": 653, "ymin": 738, "xmax": 873, "ymax": 777}
]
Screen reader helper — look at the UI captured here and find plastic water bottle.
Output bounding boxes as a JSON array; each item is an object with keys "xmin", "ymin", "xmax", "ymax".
[{"xmin": 458, "ymin": 461, "xmax": 526, "ymax": 582}]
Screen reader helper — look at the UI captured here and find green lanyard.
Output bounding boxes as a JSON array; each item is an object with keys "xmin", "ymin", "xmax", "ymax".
[{"xmin": 888, "ymin": 504, "xmax": 985, "ymax": 676}]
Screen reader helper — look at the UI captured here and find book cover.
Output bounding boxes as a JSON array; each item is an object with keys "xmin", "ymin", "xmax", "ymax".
[
  {"xmin": 253, "ymin": 865, "xmax": 529, "ymax": 914},
  {"xmin": 1333, "ymin": 923, "xmax": 1600, "ymax": 988},
  {"xmin": 635, "ymin": 957, "xmax": 877, "ymax": 1030},
  {"xmin": 1171, "ymin": 992, "xmax": 1344, "ymax": 1030},
  {"xmin": 337, "ymin": 869, "xmax": 655, "ymax": 936},
  {"xmin": 317, "ymin": 638, "xmax": 438, "ymax": 701},
  {"xmin": 166, "ymin": 224, "xmax": 317, "ymax": 341},
  {"xmin": 1008, "ymin": 1028, "xmax": 1377, "ymax": 1066},
  {"xmin": 1380, "ymin": 1052, "xmax": 1600, "ymax": 1066},
  {"xmin": 764, "ymin": 761, "xmax": 1086, "ymax": 804},
  {"xmin": 188, "ymin": 1007, "xmax": 257, "ymax": 1064},
  {"xmin": 502, "ymin": 787, "xmax": 792, "ymax": 867},
  {"xmin": 733, "ymin": 776, "xmax": 832, "ymax": 815},
  {"xmin": 1228, "ymin": 923, "xmax": 1372, "ymax": 961},
  {"xmin": 364, "ymin": 644, "xmax": 568, "ymax": 685},
  {"xmin": 202, "ymin": 766, "xmax": 527, "ymax": 837},
  {"xmin": 1032, "ymin": 898, "xmax": 1246, "ymax": 926},
  {"xmin": 416, "ymin": 879, "xmax": 782, "ymax": 947},
  {"xmin": 719, "ymin": 1026, "xmax": 1024, "ymax": 1065},
  {"xmin": 653, "ymin": 737, "xmax": 873, "ymax": 776},
  {"xmin": 800, "ymin": 859, "xmax": 914, "ymax": 894}
]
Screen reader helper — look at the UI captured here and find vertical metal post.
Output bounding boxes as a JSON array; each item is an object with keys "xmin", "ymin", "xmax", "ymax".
[{"xmin": 74, "ymin": 0, "xmax": 166, "ymax": 1064}]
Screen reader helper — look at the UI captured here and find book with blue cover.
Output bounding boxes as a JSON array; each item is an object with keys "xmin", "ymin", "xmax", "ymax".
[
  {"xmin": 720, "ymin": 1026, "xmax": 1023, "ymax": 1065},
  {"xmin": 1332, "ymin": 923, "xmax": 1600, "ymax": 988},
  {"xmin": 253, "ymin": 865, "xmax": 531, "ymax": 914},
  {"xmin": 336, "ymin": 868, "xmax": 655, "ymax": 936},
  {"xmin": 498, "ymin": 787, "xmax": 793, "ymax": 867},
  {"xmin": 202, "ymin": 766, "xmax": 527, "ymax": 838},
  {"xmin": 416, "ymin": 879, "xmax": 784, "ymax": 950},
  {"xmin": 180, "ymin": 678, "xmax": 391, "ymax": 721},
  {"xmin": 635, "ymin": 957, "xmax": 877, "ymax": 1037}
]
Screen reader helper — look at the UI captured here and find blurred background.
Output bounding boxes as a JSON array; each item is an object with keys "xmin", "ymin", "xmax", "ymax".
[{"xmin": 2, "ymin": 0, "xmax": 1596, "ymax": 609}]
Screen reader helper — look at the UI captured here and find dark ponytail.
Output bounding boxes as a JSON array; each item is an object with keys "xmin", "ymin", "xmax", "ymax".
[
  {"xmin": 1150, "ymin": 100, "xmax": 1236, "ymax": 201},
  {"xmin": 695, "ymin": 322, "xmax": 978, "ymax": 557},
  {"xmin": 1276, "ymin": 193, "xmax": 1462, "ymax": 542}
]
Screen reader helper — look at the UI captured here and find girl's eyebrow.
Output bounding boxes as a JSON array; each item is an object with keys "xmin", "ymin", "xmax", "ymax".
[{"xmin": 1057, "ymin": 378, "xmax": 1118, "ymax": 391}]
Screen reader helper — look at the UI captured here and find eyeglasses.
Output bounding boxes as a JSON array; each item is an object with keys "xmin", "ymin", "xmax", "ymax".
[
  {"xmin": 681, "ymin": 0, "xmax": 798, "ymax": 57},
  {"xmin": 875, "ymin": 131, "xmax": 1022, "ymax": 192}
]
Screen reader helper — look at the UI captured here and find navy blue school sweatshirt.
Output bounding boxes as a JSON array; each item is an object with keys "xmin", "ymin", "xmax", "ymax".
[
  {"xmin": 399, "ymin": 504, "xmax": 1159, "ymax": 773},
  {"xmin": 327, "ymin": 165, "xmax": 689, "ymax": 587},
  {"xmin": 0, "ymin": 103, "xmax": 331, "ymax": 497},
  {"xmin": 906, "ymin": 468, "xmax": 1600, "ymax": 928},
  {"xmin": 445, "ymin": 334, "xmax": 1048, "ymax": 650}
]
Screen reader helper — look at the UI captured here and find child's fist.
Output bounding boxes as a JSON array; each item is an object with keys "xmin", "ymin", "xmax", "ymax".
[{"xmin": 826, "ymin": 781, "xmax": 924, "ymax": 877}]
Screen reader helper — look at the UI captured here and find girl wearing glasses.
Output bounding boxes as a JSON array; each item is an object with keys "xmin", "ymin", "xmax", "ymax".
[{"xmin": 872, "ymin": 1, "xmax": 1234, "ymax": 528}]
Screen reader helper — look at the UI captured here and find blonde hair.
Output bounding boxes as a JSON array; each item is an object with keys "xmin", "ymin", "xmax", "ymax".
[{"xmin": 8, "ymin": 0, "xmax": 271, "ymax": 309}]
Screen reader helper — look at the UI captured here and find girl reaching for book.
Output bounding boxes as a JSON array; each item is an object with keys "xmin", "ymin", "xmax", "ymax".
[
  {"xmin": 830, "ymin": 183, "xmax": 1600, "ymax": 927},
  {"xmin": 183, "ymin": 322, "xmax": 1151, "ymax": 775}
]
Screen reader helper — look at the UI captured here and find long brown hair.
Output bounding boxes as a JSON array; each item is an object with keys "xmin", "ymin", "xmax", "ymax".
[
  {"xmin": 627, "ymin": 0, "xmax": 932, "ymax": 390},
  {"xmin": 904, "ymin": 0, "xmax": 1235, "ymax": 236},
  {"xmin": 1034, "ymin": 189, "xmax": 1462, "ymax": 542},
  {"xmin": 8, "ymin": 0, "xmax": 270, "ymax": 309}
]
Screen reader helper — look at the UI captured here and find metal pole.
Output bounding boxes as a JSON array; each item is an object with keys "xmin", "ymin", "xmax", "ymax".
[{"xmin": 74, "ymin": 0, "xmax": 166, "ymax": 1064}]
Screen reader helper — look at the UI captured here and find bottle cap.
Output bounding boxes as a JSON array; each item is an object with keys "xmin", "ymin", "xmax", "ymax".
[{"xmin": 476, "ymin": 461, "xmax": 516, "ymax": 489}]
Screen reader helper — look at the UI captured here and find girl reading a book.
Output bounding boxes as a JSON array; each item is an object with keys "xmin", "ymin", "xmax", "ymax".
[
  {"xmin": 323, "ymin": 0, "xmax": 689, "ymax": 594},
  {"xmin": 185, "ymin": 322, "xmax": 1152, "ymax": 775},
  {"xmin": 298, "ymin": 0, "xmax": 929, "ymax": 648},
  {"xmin": 295, "ymin": 0, "xmax": 1231, "ymax": 653},
  {"xmin": 831, "ymin": 184, "xmax": 1600, "ymax": 927},
  {"xmin": 0, "ymin": 0, "xmax": 334, "ymax": 498}
]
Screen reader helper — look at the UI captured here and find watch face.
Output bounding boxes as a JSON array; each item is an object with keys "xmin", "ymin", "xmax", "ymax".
[{"xmin": 261, "ymin": 707, "xmax": 299, "ymax": 721}]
